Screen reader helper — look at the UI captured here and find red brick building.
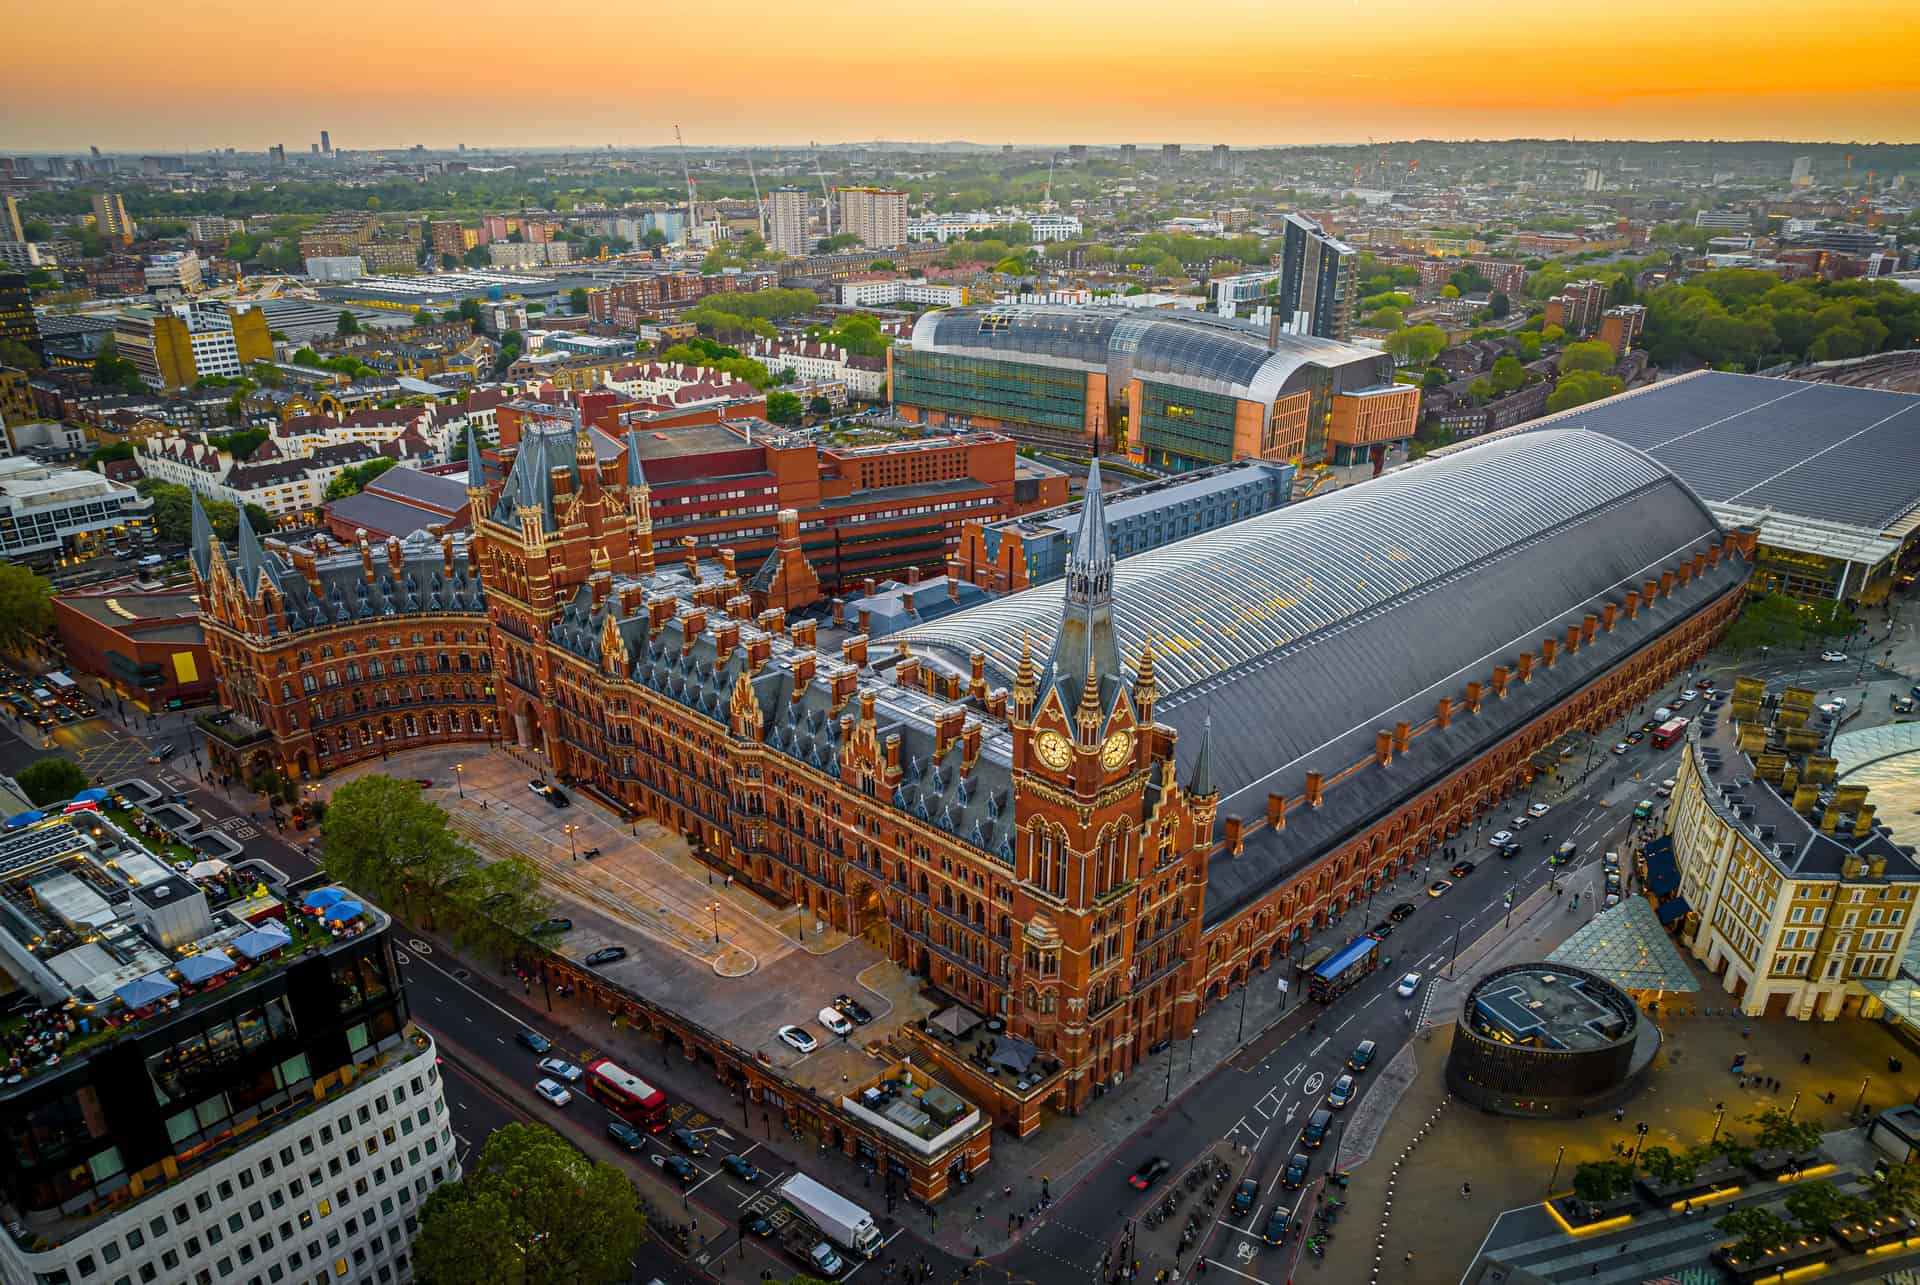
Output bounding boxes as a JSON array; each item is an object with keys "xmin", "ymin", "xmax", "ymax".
[
  {"xmin": 586, "ymin": 270, "xmax": 781, "ymax": 327},
  {"xmin": 52, "ymin": 589, "xmax": 215, "ymax": 710}
]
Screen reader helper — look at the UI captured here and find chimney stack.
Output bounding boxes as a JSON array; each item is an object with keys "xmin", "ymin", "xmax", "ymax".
[
  {"xmin": 842, "ymin": 634, "xmax": 869, "ymax": 666},
  {"xmin": 1582, "ymin": 613, "xmax": 1599, "ymax": 644},
  {"xmin": 1491, "ymin": 665, "xmax": 1509, "ymax": 697},
  {"xmin": 1436, "ymin": 696, "xmax": 1453, "ymax": 728},
  {"xmin": 1393, "ymin": 720, "xmax": 1411, "ymax": 753},
  {"xmin": 682, "ymin": 535, "xmax": 699, "ymax": 581},
  {"xmin": 1304, "ymin": 771, "xmax": 1324, "ymax": 808},
  {"xmin": 792, "ymin": 653, "xmax": 816, "ymax": 696},
  {"xmin": 1543, "ymin": 637, "xmax": 1559, "ymax": 668},
  {"xmin": 1625, "ymin": 589, "xmax": 1640, "ymax": 619},
  {"xmin": 713, "ymin": 620, "xmax": 739, "ymax": 665},
  {"xmin": 1224, "ymin": 815, "xmax": 1244, "ymax": 856},
  {"xmin": 1517, "ymin": 652, "xmax": 1534, "ymax": 682},
  {"xmin": 1375, "ymin": 730, "xmax": 1393, "ymax": 765},
  {"xmin": 1602, "ymin": 603, "xmax": 1618, "ymax": 633},
  {"xmin": 1267, "ymin": 793, "xmax": 1287, "ymax": 831}
]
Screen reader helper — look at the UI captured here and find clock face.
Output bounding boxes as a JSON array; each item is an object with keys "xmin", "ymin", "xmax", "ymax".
[
  {"xmin": 1102, "ymin": 731, "xmax": 1133, "ymax": 770},
  {"xmin": 1034, "ymin": 731, "xmax": 1072, "ymax": 770}
]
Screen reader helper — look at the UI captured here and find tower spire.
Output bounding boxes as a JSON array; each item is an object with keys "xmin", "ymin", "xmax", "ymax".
[
  {"xmin": 1076, "ymin": 643, "xmax": 1103, "ymax": 743},
  {"xmin": 1013, "ymin": 629, "xmax": 1038, "ymax": 723},
  {"xmin": 1186, "ymin": 713, "xmax": 1215, "ymax": 799},
  {"xmin": 1046, "ymin": 458, "xmax": 1119, "ymax": 707},
  {"xmin": 1134, "ymin": 634, "xmax": 1158, "ymax": 725}
]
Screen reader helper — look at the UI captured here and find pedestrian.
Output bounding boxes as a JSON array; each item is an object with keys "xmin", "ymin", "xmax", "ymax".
[
  {"xmin": 1461, "ymin": 1181, "xmax": 1471, "ymax": 1199},
  {"xmin": 1405, "ymin": 1250, "xmax": 1415, "ymax": 1264},
  {"xmin": 1004, "ymin": 1184, "xmax": 1013, "ymax": 1200},
  {"xmin": 1801, "ymin": 1049, "xmax": 1812, "ymax": 1065},
  {"xmin": 1682, "ymin": 1200, "xmax": 1693, "ymax": 1216},
  {"xmin": 1613, "ymin": 1106, "xmax": 1625, "ymax": 1122}
]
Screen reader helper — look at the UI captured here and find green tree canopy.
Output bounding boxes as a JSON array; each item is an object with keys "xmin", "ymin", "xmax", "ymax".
[
  {"xmin": 0, "ymin": 563, "xmax": 54, "ymax": 656},
  {"xmin": 1716, "ymin": 1206, "xmax": 1794, "ymax": 1262},
  {"xmin": 659, "ymin": 341, "xmax": 773, "ymax": 390},
  {"xmin": 1384, "ymin": 325, "xmax": 1447, "ymax": 367},
  {"xmin": 90, "ymin": 337, "xmax": 147, "ymax": 393},
  {"xmin": 0, "ymin": 338, "xmax": 42, "ymax": 370},
  {"xmin": 1863, "ymin": 1159, "xmax": 1920, "ymax": 1220},
  {"xmin": 462, "ymin": 245, "xmax": 491, "ymax": 268},
  {"xmin": 15, "ymin": 758, "xmax": 89, "ymax": 806},
  {"xmin": 319, "ymin": 775, "xmax": 470, "ymax": 925},
  {"xmin": 412, "ymin": 1123, "xmax": 645, "ymax": 1285},
  {"xmin": 1570, "ymin": 1160, "xmax": 1635, "ymax": 1202},
  {"xmin": 1540, "ymin": 324, "xmax": 1566, "ymax": 345},
  {"xmin": 1516, "ymin": 331, "xmax": 1543, "ymax": 360},
  {"xmin": 1782, "ymin": 1180, "xmax": 1871, "ymax": 1240},
  {"xmin": 807, "ymin": 395, "xmax": 833, "ymax": 418},
  {"xmin": 568, "ymin": 287, "xmax": 589, "ymax": 314},
  {"xmin": 323, "ymin": 457, "xmax": 400, "ymax": 502},
  {"xmin": 336, "ymin": 310, "xmax": 361, "ymax": 336},
  {"xmin": 413, "ymin": 309, "xmax": 436, "ymax": 326},
  {"xmin": 766, "ymin": 390, "xmax": 804, "ymax": 425},
  {"xmin": 1363, "ymin": 307, "xmax": 1405, "ymax": 332},
  {"xmin": 1489, "ymin": 355, "xmax": 1527, "ymax": 394},
  {"xmin": 1744, "ymin": 1106, "xmax": 1824, "ymax": 1156},
  {"xmin": 1544, "ymin": 370, "xmax": 1624, "ymax": 413},
  {"xmin": 809, "ymin": 314, "xmax": 889, "ymax": 358},
  {"xmin": 1559, "ymin": 340, "xmax": 1617, "ymax": 374}
]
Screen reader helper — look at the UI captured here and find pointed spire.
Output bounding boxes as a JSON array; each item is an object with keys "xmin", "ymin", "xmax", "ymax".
[
  {"xmin": 189, "ymin": 488, "xmax": 216, "ymax": 579},
  {"xmin": 465, "ymin": 425, "xmax": 484, "ymax": 490},
  {"xmin": 1071, "ymin": 458, "xmax": 1113, "ymax": 568},
  {"xmin": 234, "ymin": 502, "xmax": 268, "ymax": 596},
  {"xmin": 1076, "ymin": 643, "xmax": 1103, "ymax": 741},
  {"xmin": 624, "ymin": 428, "xmax": 648, "ymax": 491},
  {"xmin": 1186, "ymin": 714, "xmax": 1216, "ymax": 799},
  {"xmin": 1046, "ymin": 459, "xmax": 1120, "ymax": 703},
  {"xmin": 1134, "ymin": 635, "xmax": 1158, "ymax": 723},
  {"xmin": 1013, "ymin": 629, "xmax": 1038, "ymax": 723}
]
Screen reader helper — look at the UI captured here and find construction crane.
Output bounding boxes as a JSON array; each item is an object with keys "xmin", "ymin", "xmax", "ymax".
[
  {"xmin": 1041, "ymin": 155, "xmax": 1057, "ymax": 212},
  {"xmin": 674, "ymin": 125, "xmax": 697, "ymax": 248},
  {"xmin": 746, "ymin": 151, "xmax": 765, "ymax": 238},
  {"xmin": 811, "ymin": 143, "xmax": 834, "ymax": 239}
]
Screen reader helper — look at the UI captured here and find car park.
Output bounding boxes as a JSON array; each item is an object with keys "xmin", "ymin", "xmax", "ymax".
[
  {"xmin": 1490, "ymin": 830, "xmax": 1514, "ymax": 846},
  {"xmin": 607, "ymin": 1120, "xmax": 644, "ymax": 1151},
  {"xmin": 1427, "ymin": 879, "xmax": 1453, "ymax": 897},
  {"xmin": 668, "ymin": 1125, "xmax": 707, "ymax": 1156},
  {"xmin": 1326, "ymin": 1074, "xmax": 1356, "ymax": 1109},
  {"xmin": 1395, "ymin": 972, "xmax": 1422, "ymax": 998},
  {"xmin": 1232, "ymin": 1178, "xmax": 1259, "ymax": 1215},
  {"xmin": 818, "ymin": 1006, "xmax": 854, "ymax": 1037},
  {"xmin": 832, "ymin": 993, "xmax": 874, "ymax": 1025},
  {"xmin": 1128, "ymin": 1156, "xmax": 1171, "ymax": 1189},
  {"xmin": 1389, "ymin": 903, "xmax": 1417, "ymax": 922},
  {"xmin": 533, "ymin": 1078, "xmax": 573, "ymax": 1107},
  {"xmin": 1348, "ymin": 1040, "xmax": 1376, "ymax": 1071},
  {"xmin": 778, "ymin": 1024, "xmax": 817, "ymax": 1053},
  {"xmin": 537, "ymin": 1057, "xmax": 582, "ymax": 1082},
  {"xmin": 655, "ymin": 1154, "xmax": 698, "ymax": 1184},
  {"xmin": 1449, "ymin": 860, "xmax": 1476, "ymax": 877},
  {"xmin": 584, "ymin": 946, "xmax": 628, "ymax": 967},
  {"xmin": 723, "ymin": 1154, "xmax": 759, "ymax": 1182},
  {"xmin": 516, "ymin": 1031, "xmax": 552, "ymax": 1054},
  {"xmin": 1283, "ymin": 1152, "xmax": 1311, "ymax": 1188}
]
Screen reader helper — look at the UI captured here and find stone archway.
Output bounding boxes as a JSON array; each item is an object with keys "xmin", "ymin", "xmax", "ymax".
[
  {"xmin": 848, "ymin": 878, "xmax": 890, "ymax": 953},
  {"xmin": 514, "ymin": 700, "xmax": 545, "ymax": 753}
]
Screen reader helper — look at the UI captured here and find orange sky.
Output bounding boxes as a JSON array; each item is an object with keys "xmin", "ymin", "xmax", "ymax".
[{"xmin": 8, "ymin": 0, "xmax": 1918, "ymax": 152}]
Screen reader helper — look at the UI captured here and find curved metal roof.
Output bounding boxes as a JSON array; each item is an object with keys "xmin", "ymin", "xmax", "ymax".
[
  {"xmin": 897, "ymin": 428, "xmax": 1723, "ymax": 698},
  {"xmin": 908, "ymin": 304, "xmax": 1381, "ymax": 407}
]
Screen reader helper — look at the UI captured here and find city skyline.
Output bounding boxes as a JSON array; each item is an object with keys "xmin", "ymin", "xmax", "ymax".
[{"xmin": 6, "ymin": 0, "xmax": 1918, "ymax": 152}]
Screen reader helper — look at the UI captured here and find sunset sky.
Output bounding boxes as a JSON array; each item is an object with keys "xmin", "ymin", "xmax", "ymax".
[{"xmin": 8, "ymin": 0, "xmax": 1918, "ymax": 152}]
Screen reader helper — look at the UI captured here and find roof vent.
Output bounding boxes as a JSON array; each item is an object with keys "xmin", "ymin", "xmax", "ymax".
[{"xmin": 153, "ymin": 884, "xmax": 171, "ymax": 899}]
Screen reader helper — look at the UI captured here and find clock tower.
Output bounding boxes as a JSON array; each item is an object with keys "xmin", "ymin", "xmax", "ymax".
[{"xmin": 1009, "ymin": 462, "xmax": 1208, "ymax": 1107}]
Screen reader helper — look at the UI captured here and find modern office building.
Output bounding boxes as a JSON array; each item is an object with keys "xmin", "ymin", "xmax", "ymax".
[
  {"xmin": 890, "ymin": 304, "xmax": 1414, "ymax": 470},
  {"xmin": 143, "ymin": 250, "xmax": 204, "ymax": 295},
  {"xmin": 1, "ymin": 270, "xmax": 43, "ymax": 363},
  {"xmin": 112, "ymin": 301, "xmax": 273, "ymax": 389},
  {"xmin": 1442, "ymin": 371, "xmax": 1920, "ymax": 604},
  {"xmin": 1119, "ymin": 144, "xmax": 1136, "ymax": 168},
  {"xmin": 0, "ymin": 803, "xmax": 454, "ymax": 1285},
  {"xmin": 766, "ymin": 186, "xmax": 815, "ymax": 257},
  {"xmin": 52, "ymin": 588, "xmax": 216, "ymax": 707},
  {"xmin": 1162, "ymin": 143, "xmax": 1181, "ymax": 162},
  {"xmin": 0, "ymin": 455, "xmax": 153, "ymax": 564},
  {"xmin": 1276, "ymin": 214, "xmax": 1359, "ymax": 342},
  {"xmin": 1211, "ymin": 144, "xmax": 1230, "ymax": 172},
  {"xmin": 92, "ymin": 191, "xmax": 135, "ymax": 246},
  {"xmin": 836, "ymin": 187, "xmax": 909, "ymax": 249},
  {"xmin": 3, "ymin": 194, "xmax": 23, "ymax": 242},
  {"xmin": 1664, "ymin": 676, "xmax": 1920, "ymax": 1019},
  {"xmin": 1445, "ymin": 963, "xmax": 1654, "ymax": 1116}
]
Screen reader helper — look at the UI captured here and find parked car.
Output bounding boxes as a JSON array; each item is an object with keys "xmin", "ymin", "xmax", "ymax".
[
  {"xmin": 1128, "ymin": 1156, "xmax": 1172, "ymax": 1189},
  {"xmin": 533, "ymin": 1078, "xmax": 573, "ymax": 1107},
  {"xmin": 1366, "ymin": 922, "xmax": 1394, "ymax": 941},
  {"xmin": 530, "ymin": 917, "xmax": 573, "ymax": 935},
  {"xmin": 1427, "ymin": 879, "xmax": 1453, "ymax": 897},
  {"xmin": 1395, "ymin": 972, "xmax": 1423, "ymax": 998},
  {"xmin": 1656, "ymin": 778, "xmax": 1677, "ymax": 798},
  {"xmin": 515, "ymin": 1031, "xmax": 552, "ymax": 1055},
  {"xmin": 668, "ymin": 1125, "xmax": 707, "ymax": 1157},
  {"xmin": 537, "ymin": 1057, "xmax": 582, "ymax": 1083},
  {"xmin": 808, "ymin": 1242, "xmax": 845, "ymax": 1278},
  {"xmin": 817, "ymin": 1006, "xmax": 854, "ymax": 1038},
  {"xmin": 1326, "ymin": 1074, "xmax": 1356, "ymax": 1109},
  {"xmin": 777, "ymin": 1024, "xmax": 817, "ymax": 1053},
  {"xmin": 1348, "ymin": 1040, "xmax": 1377, "ymax": 1072},
  {"xmin": 1612, "ymin": 741, "xmax": 1631, "ymax": 755},
  {"xmin": 1389, "ymin": 903, "xmax": 1417, "ymax": 922},
  {"xmin": 584, "ymin": 946, "xmax": 628, "ymax": 967},
  {"xmin": 832, "ymin": 993, "xmax": 874, "ymax": 1025}
]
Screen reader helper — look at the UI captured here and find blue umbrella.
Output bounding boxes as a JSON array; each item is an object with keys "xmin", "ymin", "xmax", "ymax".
[
  {"xmin": 178, "ymin": 950, "xmax": 236, "ymax": 984},
  {"xmin": 4, "ymin": 810, "xmax": 47, "ymax": 830},
  {"xmin": 73, "ymin": 788, "xmax": 110, "ymax": 804},
  {"xmin": 114, "ymin": 972, "xmax": 179, "ymax": 1008},
  {"xmin": 303, "ymin": 888, "xmax": 346, "ymax": 911},
  {"xmin": 323, "ymin": 901, "xmax": 364, "ymax": 923}
]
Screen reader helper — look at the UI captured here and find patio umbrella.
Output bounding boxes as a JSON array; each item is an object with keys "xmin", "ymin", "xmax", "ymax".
[
  {"xmin": 178, "ymin": 950, "xmax": 236, "ymax": 985},
  {"xmin": 73, "ymin": 788, "xmax": 110, "ymax": 804},
  {"xmin": 114, "ymin": 972, "xmax": 179, "ymax": 1009},
  {"xmin": 302, "ymin": 888, "xmax": 346, "ymax": 912},
  {"xmin": 4, "ymin": 811, "xmax": 46, "ymax": 830},
  {"xmin": 323, "ymin": 901, "xmax": 364, "ymax": 923},
  {"xmin": 186, "ymin": 859, "xmax": 230, "ymax": 880},
  {"xmin": 232, "ymin": 924, "xmax": 293, "ymax": 960}
]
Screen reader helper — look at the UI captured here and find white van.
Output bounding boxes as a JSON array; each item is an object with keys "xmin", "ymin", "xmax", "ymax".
[
  {"xmin": 137, "ymin": 554, "xmax": 165, "ymax": 571},
  {"xmin": 1653, "ymin": 706, "xmax": 1673, "ymax": 722}
]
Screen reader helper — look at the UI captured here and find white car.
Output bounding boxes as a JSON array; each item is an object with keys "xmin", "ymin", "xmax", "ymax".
[
  {"xmin": 1680, "ymin": 689, "xmax": 1698, "ymax": 701},
  {"xmin": 1612, "ymin": 742, "xmax": 1631, "ymax": 755},
  {"xmin": 817, "ymin": 1006, "xmax": 854, "ymax": 1038},
  {"xmin": 1526, "ymin": 802, "xmax": 1551, "ymax": 818},
  {"xmin": 1822, "ymin": 650, "xmax": 1847, "ymax": 663},
  {"xmin": 1490, "ymin": 830, "xmax": 1514, "ymax": 846},
  {"xmin": 1510, "ymin": 816, "xmax": 1531, "ymax": 830},
  {"xmin": 777, "ymin": 1024, "xmax": 818, "ymax": 1054},
  {"xmin": 1656, "ymin": 778, "xmax": 1676, "ymax": 798},
  {"xmin": 1831, "ymin": 695, "xmax": 1849, "ymax": 709},
  {"xmin": 533, "ymin": 1078, "xmax": 573, "ymax": 1107},
  {"xmin": 537, "ymin": 1057, "xmax": 583, "ymax": 1083},
  {"xmin": 1395, "ymin": 972, "xmax": 1423, "ymax": 998}
]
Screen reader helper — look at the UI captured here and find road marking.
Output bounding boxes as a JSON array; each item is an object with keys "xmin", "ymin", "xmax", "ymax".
[
  {"xmin": 1198, "ymin": 1254, "xmax": 1277, "ymax": 1283},
  {"xmin": 1253, "ymin": 1088, "xmax": 1284, "ymax": 1120},
  {"xmin": 1309, "ymin": 1037, "xmax": 1328, "ymax": 1056},
  {"xmin": 1334, "ymin": 1014, "xmax": 1356, "ymax": 1032},
  {"xmin": 1281, "ymin": 1061, "xmax": 1305, "ymax": 1086},
  {"xmin": 1303, "ymin": 1073, "xmax": 1323, "ymax": 1096}
]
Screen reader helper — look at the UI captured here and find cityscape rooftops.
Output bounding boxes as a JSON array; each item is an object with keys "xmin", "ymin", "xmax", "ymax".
[{"xmin": 1467, "ymin": 965, "xmax": 1634, "ymax": 1051}]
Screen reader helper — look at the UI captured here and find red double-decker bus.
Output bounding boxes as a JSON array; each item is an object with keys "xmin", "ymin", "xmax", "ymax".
[
  {"xmin": 1651, "ymin": 717, "xmax": 1690, "ymax": 750},
  {"xmin": 583, "ymin": 1058, "xmax": 669, "ymax": 1131}
]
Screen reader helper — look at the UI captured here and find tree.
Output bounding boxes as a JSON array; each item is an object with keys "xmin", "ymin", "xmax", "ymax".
[
  {"xmin": 1489, "ymin": 292, "xmax": 1512, "ymax": 319},
  {"xmin": 1783, "ymin": 1180, "xmax": 1870, "ymax": 1239},
  {"xmin": 1540, "ymin": 324, "xmax": 1566, "ymax": 345},
  {"xmin": 1440, "ymin": 284, "xmax": 1460, "ymax": 299},
  {"xmin": 244, "ymin": 503, "xmax": 274, "ymax": 533},
  {"xmin": 1468, "ymin": 378, "xmax": 1494, "ymax": 406},
  {"xmin": 1544, "ymin": 370, "xmax": 1624, "ymax": 413},
  {"xmin": 0, "ymin": 338, "xmax": 42, "ymax": 370},
  {"xmin": 336, "ymin": 311, "xmax": 361, "ymax": 337},
  {"xmin": 90, "ymin": 337, "xmax": 147, "ymax": 393},
  {"xmin": 568, "ymin": 287, "xmax": 589, "ymax": 314},
  {"xmin": 413, "ymin": 309, "xmax": 436, "ymax": 326},
  {"xmin": 458, "ymin": 297, "xmax": 483, "ymax": 325},
  {"xmin": 1723, "ymin": 591, "xmax": 1854, "ymax": 653},
  {"xmin": 1364, "ymin": 307, "xmax": 1405, "ymax": 331},
  {"xmin": 413, "ymin": 1122, "xmax": 645, "ymax": 1285},
  {"xmin": 1863, "ymin": 1159, "xmax": 1920, "ymax": 1220},
  {"xmin": 766, "ymin": 391, "xmax": 804, "ymax": 425},
  {"xmin": 1570, "ymin": 1160, "xmax": 1635, "ymax": 1203},
  {"xmin": 446, "ymin": 854, "xmax": 554, "ymax": 960},
  {"xmin": 1516, "ymin": 331, "xmax": 1543, "ymax": 360},
  {"xmin": 1745, "ymin": 1106, "xmax": 1824, "ymax": 1156},
  {"xmin": 1489, "ymin": 355, "xmax": 1526, "ymax": 395},
  {"xmin": 1638, "ymin": 1144, "xmax": 1711, "ymax": 1187},
  {"xmin": 1559, "ymin": 340, "xmax": 1616, "ymax": 374},
  {"xmin": 89, "ymin": 441, "xmax": 136, "ymax": 469},
  {"xmin": 642, "ymin": 228, "xmax": 668, "ymax": 249},
  {"xmin": 319, "ymin": 775, "xmax": 471, "ymax": 925},
  {"xmin": 14, "ymin": 757, "xmax": 89, "ymax": 806},
  {"xmin": 493, "ymin": 331, "xmax": 523, "ymax": 377},
  {"xmin": 323, "ymin": 457, "xmax": 400, "ymax": 501},
  {"xmin": 1716, "ymin": 1206, "xmax": 1793, "ymax": 1262},
  {"xmin": 1384, "ymin": 325, "xmax": 1447, "ymax": 367},
  {"xmin": 807, "ymin": 395, "xmax": 832, "ymax": 419},
  {"xmin": 462, "ymin": 245, "xmax": 490, "ymax": 268}
]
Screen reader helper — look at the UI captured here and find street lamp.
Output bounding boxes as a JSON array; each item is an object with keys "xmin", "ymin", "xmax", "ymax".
[
  {"xmin": 1853, "ymin": 1075, "xmax": 1872, "ymax": 1120},
  {"xmin": 454, "ymin": 763, "xmax": 464, "ymax": 798},
  {"xmin": 708, "ymin": 899, "xmax": 721, "ymax": 944},
  {"xmin": 564, "ymin": 823, "xmax": 578, "ymax": 860},
  {"xmin": 1629, "ymin": 1122, "xmax": 1650, "ymax": 1161},
  {"xmin": 1444, "ymin": 913, "xmax": 1464, "ymax": 978},
  {"xmin": 1186, "ymin": 1025, "xmax": 1198, "ymax": 1072}
]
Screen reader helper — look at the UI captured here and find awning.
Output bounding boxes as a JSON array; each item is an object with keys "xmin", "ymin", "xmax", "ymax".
[
  {"xmin": 178, "ymin": 950, "xmax": 236, "ymax": 984},
  {"xmin": 231, "ymin": 924, "xmax": 293, "ymax": 960},
  {"xmin": 114, "ymin": 972, "xmax": 179, "ymax": 1008},
  {"xmin": 1642, "ymin": 836, "xmax": 1681, "ymax": 897},
  {"xmin": 1656, "ymin": 897, "xmax": 1693, "ymax": 926}
]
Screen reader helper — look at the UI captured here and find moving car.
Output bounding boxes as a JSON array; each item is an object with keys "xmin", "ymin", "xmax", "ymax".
[
  {"xmin": 1348, "ymin": 1040, "xmax": 1377, "ymax": 1072},
  {"xmin": 1326, "ymin": 1074, "xmax": 1356, "ymax": 1109},
  {"xmin": 1627, "ymin": 730, "xmax": 1646, "ymax": 744},
  {"xmin": 147, "ymin": 743, "xmax": 175, "ymax": 762},
  {"xmin": 536, "ymin": 1057, "xmax": 582, "ymax": 1082},
  {"xmin": 1679, "ymin": 688, "xmax": 1698, "ymax": 702},
  {"xmin": 1490, "ymin": 830, "xmax": 1514, "ymax": 846},
  {"xmin": 1497, "ymin": 841, "xmax": 1521, "ymax": 859},
  {"xmin": 1527, "ymin": 802, "xmax": 1551, "ymax": 818},
  {"xmin": 1449, "ymin": 860, "xmax": 1476, "ymax": 878},
  {"xmin": 1633, "ymin": 800, "xmax": 1654, "ymax": 820},
  {"xmin": 668, "ymin": 1125, "xmax": 707, "ymax": 1156},
  {"xmin": 530, "ymin": 917, "xmax": 573, "ymax": 935},
  {"xmin": 1427, "ymin": 879, "xmax": 1453, "ymax": 897},
  {"xmin": 533, "ymin": 1078, "xmax": 573, "ymax": 1107},
  {"xmin": 1232, "ymin": 1178, "xmax": 1259, "ymax": 1216},
  {"xmin": 1656, "ymin": 778, "xmax": 1677, "ymax": 798},
  {"xmin": 1509, "ymin": 815, "xmax": 1530, "ymax": 830},
  {"xmin": 516, "ymin": 1031, "xmax": 552, "ymax": 1055},
  {"xmin": 1300, "ymin": 1109, "xmax": 1332, "ymax": 1149},
  {"xmin": 1395, "ymin": 972, "xmax": 1422, "ymax": 998},
  {"xmin": 778, "ymin": 1024, "xmax": 818, "ymax": 1053},
  {"xmin": 606, "ymin": 1120, "xmax": 644, "ymax": 1151},
  {"xmin": 1389, "ymin": 903, "xmax": 1417, "ymax": 922},
  {"xmin": 1366, "ymin": 922, "xmax": 1394, "ymax": 941},
  {"xmin": 655, "ymin": 1154, "xmax": 698, "ymax": 1185},
  {"xmin": 1612, "ymin": 741, "xmax": 1631, "ymax": 756},
  {"xmin": 1128, "ymin": 1156, "xmax": 1171, "ymax": 1189},
  {"xmin": 832, "ymin": 993, "xmax": 874, "ymax": 1025},
  {"xmin": 1822, "ymin": 650, "xmax": 1847, "ymax": 662},
  {"xmin": 1603, "ymin": 850, "xmax": 1620, "ymax": 869},
  {"xmin": 1554, "ymin": 842, "xmax": 1578, "ymax": 863},
  {"xmin": 1283, "ymin": 1152, "xmax": 1311, "ymax": 1189},
  {"xmin": 584, "ymin": 946, "xmax": 628, "ymax": 967},
  {"xmin": 723, "ymin": 1154, "xmax": 759, "ymax": 1182},
  {"xmin": 818, "ymin": 1006, "xmax": 854, "ymax": 1037},
  {"xmin": 1261, "ymin": 1208, "xmax": 1292, "ymax": 1245}
]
